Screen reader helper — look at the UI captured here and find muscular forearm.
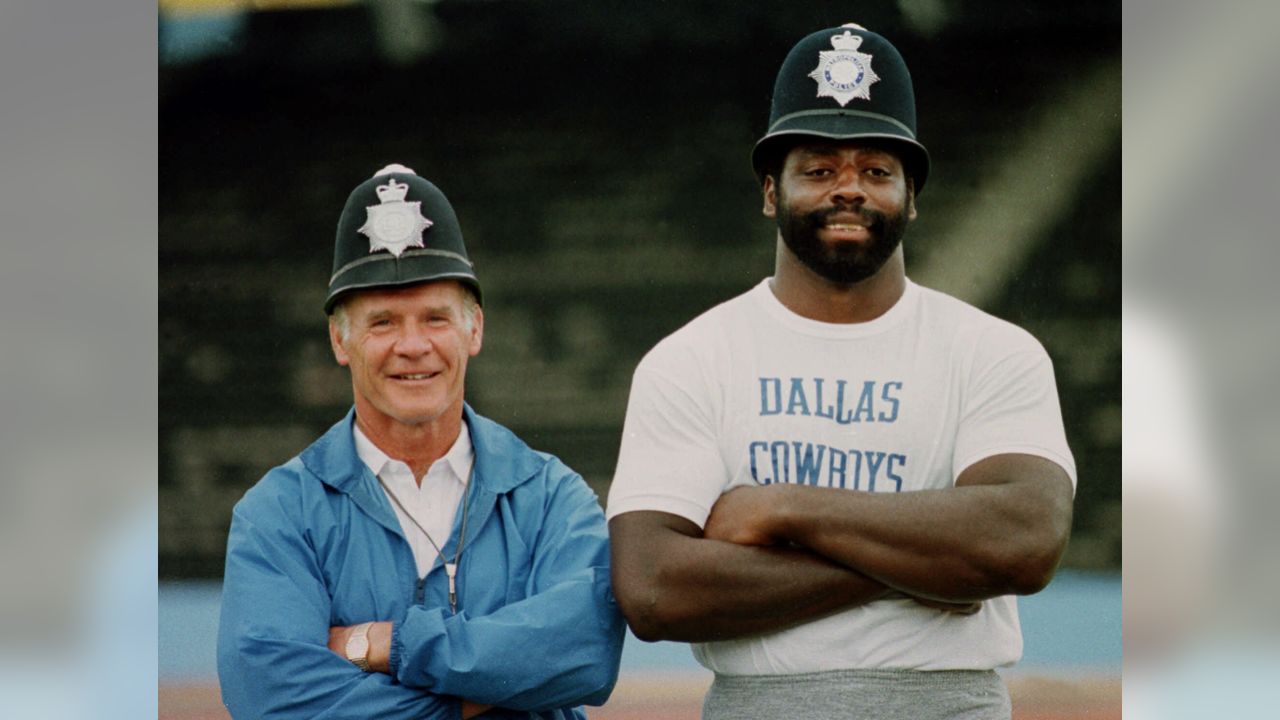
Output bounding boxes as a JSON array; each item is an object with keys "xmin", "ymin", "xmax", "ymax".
[
  {"xmin": 707, "ymin": 455, "xmax": 1074, "ymax": 602},
  {"xmin": 779, "ymin": 486, "xmax": 1045, "ymax": 600},
  {"xmin": 624, "ymin": 541, "xmax": 889, "ymax": 641},
  {"xmin": 781, "ymin": 458, "xmax": 1070, "ymax": 600},
  {"xmin": 609, "ymin": 511, "xmax": 890, "ymax": 642}
]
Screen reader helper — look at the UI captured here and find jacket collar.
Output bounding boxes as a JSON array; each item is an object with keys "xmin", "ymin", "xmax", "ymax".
[
  {"xmin": 300, "ymin": 404, "xmax": 547, "ymax": 498},
  {"xmin": 299, "ymin": 404, "xmax": 551, "ymax": 564}
]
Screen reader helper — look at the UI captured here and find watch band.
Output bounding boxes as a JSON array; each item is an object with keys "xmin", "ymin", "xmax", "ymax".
[{"xmin": 345, "ymin": 621, "xmax": 374, "ymax": 671}]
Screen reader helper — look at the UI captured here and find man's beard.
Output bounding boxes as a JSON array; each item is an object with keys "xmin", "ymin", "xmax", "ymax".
[{"xmin": 776, "ymin": 196, "xmax": 910, "ymax": 284}]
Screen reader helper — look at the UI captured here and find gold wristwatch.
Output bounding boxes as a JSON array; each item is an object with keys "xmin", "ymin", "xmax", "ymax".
[{"xmin": 345, "ymin": 622, "xmax": 373, "ymax": 671}]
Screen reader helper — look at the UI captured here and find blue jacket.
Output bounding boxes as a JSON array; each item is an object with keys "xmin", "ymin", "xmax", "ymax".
[{"xmin": 217, "ymin": 406, "xmax": 626, "ymax": 719}]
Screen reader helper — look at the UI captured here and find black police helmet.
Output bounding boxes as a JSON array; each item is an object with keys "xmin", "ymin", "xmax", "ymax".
[
  {"xmin": 752, "ymin": 23, "xmax": 930, "ymax": 193},
  {"xmin": 324, "ymin": 164, "xmax": 481, "ymax": 314}
]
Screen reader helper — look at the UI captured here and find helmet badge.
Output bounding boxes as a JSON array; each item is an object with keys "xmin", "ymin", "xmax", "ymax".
[
  {"xmin": 357, "ymin": 176, "xmax": 433, "ymax": 257},
  {"xmin": 807, "ymin": 28, "xmax": 880, "ymax": 107}
]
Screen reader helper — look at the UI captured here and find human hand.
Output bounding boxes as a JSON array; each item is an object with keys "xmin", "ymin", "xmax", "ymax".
[
  {"xmin": 703, "ymin": 485, "xmax": 782, "ymax": 546},
  {"xmin": 328, "ymin": 621, "xmax": 393, "ymax": 673}
]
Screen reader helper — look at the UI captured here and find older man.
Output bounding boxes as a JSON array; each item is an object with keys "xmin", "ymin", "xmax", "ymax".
[{"xmin": 218, "ymin": 164, "xmax": 624, "ymax": 719}]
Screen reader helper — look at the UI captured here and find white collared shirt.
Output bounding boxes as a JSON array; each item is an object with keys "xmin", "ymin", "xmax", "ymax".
[{"xmin": 353, "ymin": 422, "xmax": 473, "ymax": 578}]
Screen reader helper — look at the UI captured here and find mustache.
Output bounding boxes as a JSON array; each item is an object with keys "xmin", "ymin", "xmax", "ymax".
[{"xmin": 805, "ymin": 204, "xmax": 886, "ymax": 229}]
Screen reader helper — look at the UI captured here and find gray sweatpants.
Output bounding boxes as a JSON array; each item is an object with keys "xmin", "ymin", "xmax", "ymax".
[{"xmin": 703, "ymin": 668, "xmax": 1011, "ymax": 720}]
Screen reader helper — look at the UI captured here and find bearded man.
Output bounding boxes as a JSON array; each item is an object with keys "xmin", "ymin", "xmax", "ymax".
[{"xmin": 606, "ymin": 23, "xmax": 1076, "ymax": 720}]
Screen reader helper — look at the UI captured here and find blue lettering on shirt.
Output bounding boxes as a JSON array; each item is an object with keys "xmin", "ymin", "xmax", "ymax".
[
  {"xmin": 828, "ymin": 447, "xmax": 848, "ymax": 489},
  {"xmin": 847, "ymin": 449, "xmax": 864, "ymax": 490},
  {"xmin": 786, "ymin": 378, "xmax": 811, "ymax": 416},
  {"xmin": 770, "ymin": 440, "xmax": 791, "ymax": 485},
  {"xmin": 879, "ymin": 381, "xmax": 902, "ymax": 423},
  {"xmin": 886, "ymin": 453, "xmax": 906, "ymax": 492},
  {"xmin": 814, "ymin": 378, "xmax": 835, "ymax": 420},
  {"xmin": 756, "ymin": 377, "xmax": 903, "ymax": 424},
  {"xmin": 749, "ymin": 441, "xmax": 769, "ymax": 483},
  {"xmin": 864, "ymin": 451, "xmax": 886, "ymax": 491},
  {"xmin": 747, "ymin": 440, "xmax": 904, "ymax": 492},
  {"xmin": 792, "ymin": 441, "xmax": 825, "ymax": 486},
  {"xmin": 745, "ymin": 377, "xmax": 907, "ymax": 491},
  {"xmin": 759, "ymin": 377, "xmax": 782, "ymax": 416},
  {"xmin": 836, "ymin": 379, "xmax": 854, "ymax": 424},
  {"xmin": 853, "ymin": 381, "xmax": 877, "ymax": 423}
]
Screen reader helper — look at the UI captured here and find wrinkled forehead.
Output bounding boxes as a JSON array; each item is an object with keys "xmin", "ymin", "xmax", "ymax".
[{"xmin": 342, "ymin": 279, "xmax": 472, "ymax": 315}]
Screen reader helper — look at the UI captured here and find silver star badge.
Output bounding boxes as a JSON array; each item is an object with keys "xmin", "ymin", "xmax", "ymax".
[
  {"xmin": 358, "ymin": 176, "xmax": 432, "ymax": 257},
  {"xmin": 807, "ymin": 29, "xmax": 880, "ymax": 106}
]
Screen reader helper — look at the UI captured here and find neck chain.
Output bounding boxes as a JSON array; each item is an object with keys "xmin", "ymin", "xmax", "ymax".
[{"xmin": 377, "ymin": 466, "xmax": 474, "ymax": 614}]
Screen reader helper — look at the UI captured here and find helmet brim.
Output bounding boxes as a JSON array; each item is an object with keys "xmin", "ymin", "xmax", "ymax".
[
  {"xmin": 751, "ymin": 112, "xmax": 930, "ymax": 194},
  {"xmin": 323, "ymin": 249, "xmax": 482, "ymax": 314}
]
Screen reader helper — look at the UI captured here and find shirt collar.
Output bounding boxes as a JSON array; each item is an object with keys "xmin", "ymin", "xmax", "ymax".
[{"xmin": 352, "ymin": 420, "xmax": 474, "ymax": 485}]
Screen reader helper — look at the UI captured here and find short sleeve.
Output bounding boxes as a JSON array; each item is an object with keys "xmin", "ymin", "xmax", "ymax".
[
  {"xmin": 606, "ymin": 355, "xmax": 729, "ymax": 528},
  {"xmin": 952, "ymin": 330, "xmax": 1077, "ymax": 488}
]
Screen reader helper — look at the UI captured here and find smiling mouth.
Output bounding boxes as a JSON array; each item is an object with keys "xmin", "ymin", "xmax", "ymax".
[
  {"xmin": 820, "ymin": 222, "xmax": 874, "ymax": 240},
  {"xmin": 392, "ymin": 372, "xmax": 440, "ymax": 381}
]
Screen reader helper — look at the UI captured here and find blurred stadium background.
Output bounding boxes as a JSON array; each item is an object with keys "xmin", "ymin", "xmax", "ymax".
[{"xmin": 159, "ymin": 1, "xmax": 1120, "ymax": 717}]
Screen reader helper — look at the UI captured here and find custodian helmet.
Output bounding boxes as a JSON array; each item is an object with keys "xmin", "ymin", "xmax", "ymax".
[
  {"xmin": 324, "ymin": 163, "xmax": 481, "ymax": 314},
  {"xmin": 752, "ymin": 23, "xmax": 930, "ymax": 193}
]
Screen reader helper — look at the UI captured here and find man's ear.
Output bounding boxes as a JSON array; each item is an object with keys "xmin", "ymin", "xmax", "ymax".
[
  {"xmin": 906, "ymin": 177, "xmax": 918, "ymax": 221},
  {"xmin": 329, "ymin": 319, "xmax": 351, "ymax": 366},
  {"xmin": 762, "ymin": 175, "xmax": 778, "ymax": 219},
  {"xmin": 468, "ymin": 306, "xmax": 484, "ymax": 358}
]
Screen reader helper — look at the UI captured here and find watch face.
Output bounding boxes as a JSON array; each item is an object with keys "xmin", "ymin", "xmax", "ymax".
[
  {"xmin": 346, "ymin": 624, "xmax": 370, "ymax": 662},
  {"xmin": 347, "ymin": 634, "xmax": 368, "ymax": 656}
]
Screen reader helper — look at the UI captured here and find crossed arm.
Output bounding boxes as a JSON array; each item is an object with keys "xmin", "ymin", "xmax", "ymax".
[
  {"xmin": 609, "ymin": 453, "xmax": 1073, "ymax": 643},
  {"xmin": 609, "ymin": 509, "xmax": 893, "ymax": 642},
  {"xmin": 325, "ymin": 623, "xmax": 490, "ymax": 718},
  {"xmin": 219, "ymin": 473, "xmax": 623, "ymax": 719},
  {"xmin": 218, "ymin": 506, "xmax": 467, "ymax": 720}
]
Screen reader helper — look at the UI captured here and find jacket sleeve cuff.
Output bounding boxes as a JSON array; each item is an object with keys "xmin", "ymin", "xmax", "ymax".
[
  {"xmin": 388, "ymin": 619, "xmax": 404, "ymax": 677},
  {"xmin": 392, "ymin": 605, "xmax": 452, "ymax": 688}
]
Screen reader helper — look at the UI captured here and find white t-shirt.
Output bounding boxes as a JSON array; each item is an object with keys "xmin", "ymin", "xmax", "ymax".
[{"xmin": 607, "ymin": 278, "xmax": 1076, "ymax": 674}]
